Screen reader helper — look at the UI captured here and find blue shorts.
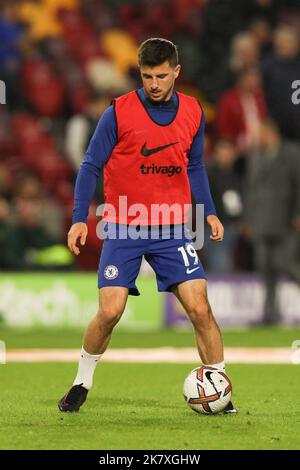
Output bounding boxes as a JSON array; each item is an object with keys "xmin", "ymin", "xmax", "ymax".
[{"xmin": 98, "ymin": 224, "xmax": 206, "ymax": 295}]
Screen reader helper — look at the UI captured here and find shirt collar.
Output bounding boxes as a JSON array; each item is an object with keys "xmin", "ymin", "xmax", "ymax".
[{"xmin": 139, "ymin": 88, "xmax": 177, "ymax": 108}]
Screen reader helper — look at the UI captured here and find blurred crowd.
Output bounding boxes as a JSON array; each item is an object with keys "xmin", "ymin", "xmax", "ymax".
[{"xmin": 1, "ymin": 0, "xmax": 300, "ymax": 281}]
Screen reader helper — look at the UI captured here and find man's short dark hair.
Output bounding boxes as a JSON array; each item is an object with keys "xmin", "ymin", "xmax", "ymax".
[{"xmin": 138, "ymin": 38, "xmax": 178, "ymax": 68}]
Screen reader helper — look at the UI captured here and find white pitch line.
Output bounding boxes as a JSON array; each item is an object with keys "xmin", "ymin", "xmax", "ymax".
[{"xmin": 5, "ymin": 347, "xmax": 295, "ymax": 364}]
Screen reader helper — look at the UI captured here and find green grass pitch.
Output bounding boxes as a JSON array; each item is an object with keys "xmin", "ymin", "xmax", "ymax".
[
  {"xmin": 1, "ymin": 327, "xmax": 300, "ymax": 450},
  {"xmin": 1, "ymin": 362, "xmax": 300, "ymax": 450}
]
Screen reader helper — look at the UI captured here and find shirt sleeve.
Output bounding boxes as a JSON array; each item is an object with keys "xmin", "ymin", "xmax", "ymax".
[
  {"xmin": 187, "ymin": 111, "xmax": 217, "ymax": 218},
  {"xmin": 72, "ymin": 105, "xmax": 118, "ymax": 223}
]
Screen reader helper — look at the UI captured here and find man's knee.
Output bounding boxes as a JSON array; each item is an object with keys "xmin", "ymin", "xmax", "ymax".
[
  {"xmin": 186, "ymin": 299, "xmax": 212, "ymax": 329},
  {"xmin": 97, "ymin": 304, "xmax": 124, "ymax": 327},
  {"xmin": 97, "ymin": 287, "xmax": 127, "ymax": 328}
]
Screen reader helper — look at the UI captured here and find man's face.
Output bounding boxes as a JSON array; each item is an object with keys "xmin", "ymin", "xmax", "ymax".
[
  {"xmin": 274, "ymin": 30, "xmax": 299, "ymax": 60},
  {"xmin": 140, "ymin": 61, "xmax": 181, "ymax": 102}
]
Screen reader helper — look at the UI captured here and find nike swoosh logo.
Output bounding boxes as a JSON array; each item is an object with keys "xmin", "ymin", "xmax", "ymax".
[
  {"xmin": 141, "ymin": 141, "xmax": 178, "ymax": 157},
  {"xmin": 186, "ymin": 266, "xmax": 200, "ymax": 274}
]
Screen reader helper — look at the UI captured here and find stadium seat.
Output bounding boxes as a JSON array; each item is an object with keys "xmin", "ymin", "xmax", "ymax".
[
  {"xmin": 44, "ymin": 0, "xmax": 80, "ymax": 14},
  {"xmin": 27, "ymin": 79, "xmax": 65, "ymax": 117},
  {"xmin": 70, "ymin": 85, "xmax": 92, "ymax": 114},
  {"xmin": 11, "ymin": 113, "xmax": 44, "ymax": 141},
  {"xmin": 55, "ymin": 179, "xmax": 74, "ymax": 206},
  {"xmin": 60, "ymin": 10, "xmax": 96, "ymax": 56},
  {"xmin": 18, "ymin": 1, "xmax": 62, "ymax": 40},
  {"xmin": 35, "ymin": 152, "xmax": 73, "ymax": 187},
  {"xmin": 0, "ymin": 115, "xmax": 18, "ymax": 158},
  {"xmin": 20, "ymin": 136, "xmax": 57, "ymax": 168},
  {"xmin": 4, "ymin": 155, "xmax": 26, "ymax": 175},
  {"xmin": 100, "ymin": 29, "xmax": 138, "ymax": 74},
  {"xmin": 76, "ymin": 36, "xmax": 103, "ymax": 68},
  {"xmin": 22, "ymin": 61, "xmax": 65, "ymax": 117}
]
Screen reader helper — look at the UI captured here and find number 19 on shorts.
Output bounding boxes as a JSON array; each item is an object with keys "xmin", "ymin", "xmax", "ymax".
[{"xmin": 178, "ymin": 244, "xmax": 199, "ymax": 267}]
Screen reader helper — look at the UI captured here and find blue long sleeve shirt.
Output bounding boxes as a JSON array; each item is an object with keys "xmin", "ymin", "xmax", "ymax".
[{"xmin": 73, "ymin": 88, "xmax": 216, "ymax": 223}]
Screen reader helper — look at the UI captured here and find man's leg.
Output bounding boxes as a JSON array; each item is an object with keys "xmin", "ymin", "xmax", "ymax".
[
  {"xmin": 254, "ymin": 238, "xmax": 280, "ymax": 324},
  {"xmin": 278, "ymin": 231, "xmax": 300, "ymax": 284},
  {"xmin": 172, "ymin": 278, "xmax": 236, "ymax": 413},
  {"xmin": 172, "ymin": 279, "xmax": 223, "ymax": 365},
  {"xmin": 83, "ymin": 286, "xmax": 128, "ymax": 355},
  {"xmin": 58, "ymin": 286, "xmax": 128, "ymax": 411}
]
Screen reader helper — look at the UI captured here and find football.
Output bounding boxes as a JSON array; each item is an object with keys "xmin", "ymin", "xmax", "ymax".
[{"xmin": 183, "ymin": 366, "xmax": 232, "ymax": 414}]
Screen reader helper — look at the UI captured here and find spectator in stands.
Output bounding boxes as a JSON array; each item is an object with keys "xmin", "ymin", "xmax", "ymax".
[
  {"xmin": 261, "ymin": 25, "xmax": 300, "ymax": 140},
  {"xmin": 229, "ymin": 32, "xmax": 259, "ymax": 75},
  {"xmin": 14, "ymin": 196, "xmax": 57, "ymax": 251},
  {"xmin": 14, "ymin": 174, "xmax": 65, "ymax": 242},
  {"xmin": 198, "ymin": 30, "xmax": 260, "ymax": 101},
  {"xmin": 204, "ymin": 139, "xmax": 243, "ymax": 273},
  {"xmin": 216, "ymin": 66, "xmax": 268, "ymax": 154},
  {"xmin": 85, "ymin": 58, "xmax": 132, "ymax": 96},
  {"xmin": 244, "ymin": 120, "xmax": 300, "ymax": 324},
  {"xmin": 1, "ymin": 0, "xmax": 300, "ymax": 278},
  {"xmin": 65, "ymin": 93, "xmax": 110, "ymax": 212},
  {"xmin": 65, "ymin": 93, "xmax": 110, "ymax": 171},
  {"xmin": 12, "ymin": 192, "xmax": 72, "ymax": 270}
]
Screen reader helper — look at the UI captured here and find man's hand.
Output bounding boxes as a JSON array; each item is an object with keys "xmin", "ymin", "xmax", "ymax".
[
  {"xmin": 206, "ymin": 215, "xmax": 224, "ymax": 242},
  {"xmin": 68, "ymin": 222, "xmax": 88, "ymax": 255}
]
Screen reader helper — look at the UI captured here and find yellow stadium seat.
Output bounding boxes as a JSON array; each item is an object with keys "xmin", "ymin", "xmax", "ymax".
[{"xmin": 100, "ymin": 29, "xmax": 138, "ymax": 74}]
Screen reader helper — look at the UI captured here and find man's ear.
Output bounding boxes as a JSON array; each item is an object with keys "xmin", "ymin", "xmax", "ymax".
[{"xmin": 174, "ymin": 64, "xmax": 181, "ymax": 79}]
